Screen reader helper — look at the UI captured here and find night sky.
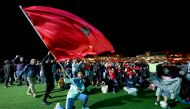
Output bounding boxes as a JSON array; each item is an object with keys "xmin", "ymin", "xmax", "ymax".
[{"xmin": 0, "ymin": 0, "xmax": 189, "ymax": 61}]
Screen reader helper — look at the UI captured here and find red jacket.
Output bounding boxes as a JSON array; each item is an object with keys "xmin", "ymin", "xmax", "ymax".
[{"xmin": 109, "ymin": 71, "xmax": 116, "ymax": 80}]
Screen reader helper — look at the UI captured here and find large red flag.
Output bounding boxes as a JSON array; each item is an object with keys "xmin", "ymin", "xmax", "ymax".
[{"xmin": 23, "ymin": 6, "xmax": 115, "ymax": 61}]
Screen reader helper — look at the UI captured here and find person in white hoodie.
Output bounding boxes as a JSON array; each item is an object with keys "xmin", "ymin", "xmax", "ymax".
[
  {"xmin": 65, "ymin": 72, "xmax": 89, "ymax": 109},
  {"xmin": 152, "ymin": 73, "xmax": 182, "ymax": 109}
]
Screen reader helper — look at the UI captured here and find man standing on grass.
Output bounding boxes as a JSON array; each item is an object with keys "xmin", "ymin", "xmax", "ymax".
[
  {"xmin": 143, "ymin": 58, "xmax": 166, "ymax": 77},
  {"xmin": 3, "ymin": 59, "xmax": 14, "ymax": 88},
  {"xmin": 19, "ymin": 59, "xmax": 39, "ymax": 98},
  {"xmin": 41, "ymin": 52, "xmax": 55, "ymax": 105},
  {"xmin": 12, "ymin": 55, "xmax": 27, "ymax": 86}
]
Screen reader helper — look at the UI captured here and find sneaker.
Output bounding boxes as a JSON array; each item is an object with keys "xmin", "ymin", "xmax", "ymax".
[
  {"xmin": 160, "ymin": 105, "xmax": 170, "ymax": 109},
  {"xmin": 33, "ymin": 93, "xmax": 36, "ymax": 98},
  {"xmin": 27, "ymin": 92, "xmax": 32, "ymax": 96},
  {"xmin": 155, "ymin": 100, "xmax": 160, "ymax": 106}
]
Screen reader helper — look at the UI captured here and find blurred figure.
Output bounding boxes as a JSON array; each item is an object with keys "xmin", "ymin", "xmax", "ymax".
[
  {"xmin": 72, "ymin": 60, "xmax": 79, "ymax": 78},
  {"xmin": 65, "ymin": 72, "xmax": 90, "ymax": 109},
  {"xmin": 19, "ymin": 59, "xmax": 39, "ymax": 97},
  {"xmin": 3, "ymin": 59, "xmax": 14, "ymax": 88},
  {"xmin": 12, "ymin": 55, "xmax": 27, "ymax": 86},
  {"xmin": 0, "ymin": 67, "xmax": 4, "ymax": 83},
  {"xmin": 41, "ymin": 52, "xmax": 55, "ymax": 105},
  {"xmin": 151, "ymin": 71, "xmax": 182, "ymax": 109},
  {"xmin": 108, "ymin": 67, "xmax": 118, "ymax": 93},
  {"xmin": 143, "ymin": 58, "xmax": 166, "ymax": 77},
  {"xmin": 58, "ymin": 75, "xmax": 65, "ymax": 90},
  {"xmin": 123, "ymin": 74, "xmax": 138, "ymax": 96}
]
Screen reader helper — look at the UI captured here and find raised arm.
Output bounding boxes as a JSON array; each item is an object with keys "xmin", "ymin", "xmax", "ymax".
[
  {"xmin": 143, "ymin": 58, "xmax": 150, "ymax": 64},
  {"xmin": 41, "ymin": 52, "xmax": 51, "ymax": 63},
  {"xmin": 12, "ymin": 55, "xmax": 21, "ymax": 64},
  {"xmin": 156, "ymin": 60, "xmax": 167, "ymax": 65}
]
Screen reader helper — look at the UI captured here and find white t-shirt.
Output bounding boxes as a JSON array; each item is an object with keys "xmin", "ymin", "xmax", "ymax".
[{"xmin": 148, "ymin": 62, "xmax": 163, "ymax": 73}]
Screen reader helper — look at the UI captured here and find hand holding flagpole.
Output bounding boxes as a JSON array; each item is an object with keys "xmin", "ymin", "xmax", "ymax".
[{"xmin": 19, "ymin": 5, "xmax": 78, "ymax": 88}]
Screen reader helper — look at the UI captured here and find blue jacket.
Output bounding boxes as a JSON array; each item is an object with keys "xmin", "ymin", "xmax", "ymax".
[
  {"xmin": 125, "ymin": 78, "xmax": 136, "ymax": 88},
  {"xmin": 20, "ymin": 64, "xmax": 39, "ymax": 78}
]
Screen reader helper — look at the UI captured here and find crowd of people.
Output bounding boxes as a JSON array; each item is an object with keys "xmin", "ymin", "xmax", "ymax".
[{"xmin": 0, "ymin": 53, "xmax": 190, "ymax": 109}]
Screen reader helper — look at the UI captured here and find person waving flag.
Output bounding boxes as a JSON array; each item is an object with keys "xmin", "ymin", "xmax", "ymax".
[{"xmin": 21, "ymin": 6, "xmax": 115, "ymax": 61}]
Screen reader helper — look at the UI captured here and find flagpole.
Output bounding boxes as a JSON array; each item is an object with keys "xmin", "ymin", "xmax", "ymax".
[
  {"xmin": 19, "ymin": 5, "xmax": 78, "ymax": 88},
  {"xmin": 18, "ymin": 5, "xmax": 50, "ymax": 50}
]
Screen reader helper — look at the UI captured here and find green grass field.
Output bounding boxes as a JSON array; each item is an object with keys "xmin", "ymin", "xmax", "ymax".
[{"xmin": 0, "ymin": 83, "xmax": 189, "ymax": 109}]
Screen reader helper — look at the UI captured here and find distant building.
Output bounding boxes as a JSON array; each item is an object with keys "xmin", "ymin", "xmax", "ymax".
[
  {"xmin": 135, "ymin": 51, "xmax": 166, "ymax": 62},
  {"xmin": 167, "ymin": 52, "xmax": 188, "ymax": 63},
  {"xmin": 187, "ymin": 53, "xmax": 190, "ymax": 61}
]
